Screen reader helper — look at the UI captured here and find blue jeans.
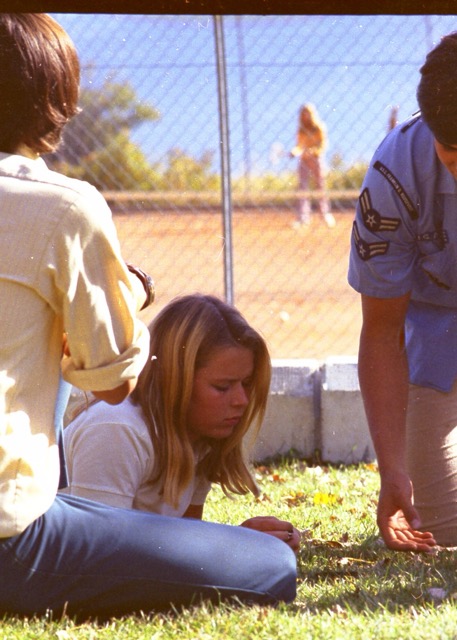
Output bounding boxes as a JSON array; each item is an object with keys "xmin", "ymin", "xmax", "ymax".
[{"xmin": 0, "ymin": 494, "xmax": 296, "ymax": 619}]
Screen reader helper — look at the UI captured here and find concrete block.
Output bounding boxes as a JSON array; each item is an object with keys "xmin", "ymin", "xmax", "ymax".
[
  {"xmin": 320, "ymin": 356, "xmax": 375, "ymax": 463},
  {"xmin": 248, "ymin": 359, "xmax": 319, "ymax": 462}
]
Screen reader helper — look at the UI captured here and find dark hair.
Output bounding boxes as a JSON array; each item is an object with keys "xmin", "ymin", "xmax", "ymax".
[
  {"xmin": 417, "ymin": 31, "xmax": 457, "ymax": 144},
  {"xmin": 0, "ymin": 14, "xmax": 80, "ymax": 154}
]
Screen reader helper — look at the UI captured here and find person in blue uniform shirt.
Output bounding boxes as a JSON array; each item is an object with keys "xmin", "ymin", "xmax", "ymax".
[{"xmin": 349, "ymin": 31, "xmax": 457, "ymax": 551}]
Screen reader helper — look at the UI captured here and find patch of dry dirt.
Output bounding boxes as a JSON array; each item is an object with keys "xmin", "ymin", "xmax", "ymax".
[{"xmin": 114, "ymin": 208, "xmax": 361, "ymax": 360}]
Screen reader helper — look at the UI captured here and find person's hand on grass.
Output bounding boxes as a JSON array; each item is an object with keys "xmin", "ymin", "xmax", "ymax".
[
  {"xmin": 240, "ymin": 515, "xmax": 301, "ymax": 553},
  {"xmin": 377, "ymin": 471, "xmax": 436, "ymax": 552}
]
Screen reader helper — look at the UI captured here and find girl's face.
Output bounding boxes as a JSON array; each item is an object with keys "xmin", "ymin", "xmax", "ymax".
[{"xmin": 187, "ymin": 345, "xmax": 254, "ymax": 443}]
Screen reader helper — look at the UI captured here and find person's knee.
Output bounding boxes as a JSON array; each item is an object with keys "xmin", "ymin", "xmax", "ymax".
[
  {"xmin": 274, "ymin": 556, "xmax": 297, "ymax": 603},
  {"xmin": 261, "ymin": 542, "xmax": 297, "ymax": 603}
]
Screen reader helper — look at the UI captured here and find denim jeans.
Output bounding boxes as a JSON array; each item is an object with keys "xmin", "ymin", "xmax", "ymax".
[
  {"xmin": 10, "ymin": 376, "xmax": 296, "ymax": 619},
  {"xmin": 0, "ymin": 492, "xmax": 296, "ymax": 620}
]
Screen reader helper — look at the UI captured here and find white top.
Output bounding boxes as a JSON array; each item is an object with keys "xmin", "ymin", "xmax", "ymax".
[
  {"xmin": 62, "ymin": 397, "xmax": 212, "ymax": 516},
  {"xmin": 0, "ymin": 153, "xmax": 149, "ymax": 536}
]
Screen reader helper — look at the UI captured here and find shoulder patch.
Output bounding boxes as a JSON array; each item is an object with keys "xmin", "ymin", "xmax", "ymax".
[
  {"xmin": 400, "ymin": 112, "xmax": 421, "ymax": 133},
  {"xmin": 359, "ymin": 188, "xmax": 400, "ymax": 232},
  {"xmin": 373, "ymin": 160, "xmax": 418, "ymax": 220},
  {"xmin": 352, "ymin": 221, "xmax": 389, "ymax": 261}
]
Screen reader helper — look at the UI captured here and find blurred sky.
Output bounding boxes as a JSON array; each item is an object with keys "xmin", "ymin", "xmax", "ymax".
[{"xmin": 52, "ymin": 14, "xmax": 457, "ymax": 176}]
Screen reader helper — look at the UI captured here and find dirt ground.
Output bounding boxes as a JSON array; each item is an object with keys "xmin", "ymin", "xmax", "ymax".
[{"xmin": 113, "ymin": 208, "xmax": 362, "ymax": 361}]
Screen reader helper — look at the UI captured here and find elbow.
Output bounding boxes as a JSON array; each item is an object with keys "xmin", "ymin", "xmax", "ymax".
[{"xmin": 91, "ymin": 378, "xmax": 137, "ymax": 405}]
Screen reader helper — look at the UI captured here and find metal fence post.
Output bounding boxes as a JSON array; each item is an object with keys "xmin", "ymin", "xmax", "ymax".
[
  {"xmin": 235, "ymin": 16, "xmax": 252, "ymax": 194},
  {"xmin": 213, "ymin": 15, "xmax": 234, "ymax": 306}
]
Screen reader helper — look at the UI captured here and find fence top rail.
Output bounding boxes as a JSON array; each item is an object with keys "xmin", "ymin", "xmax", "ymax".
[{"xmin": 102, "ymin": 189, "xmax": 360, "ymax": 203}]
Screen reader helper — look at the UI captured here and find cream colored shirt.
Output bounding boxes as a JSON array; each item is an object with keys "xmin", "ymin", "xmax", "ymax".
[
  {"xmin": 0, "ymin": 153, "xmax": 149, "ymax": 536},
  {"xmin": 62, "ymin": 397, "xmax": 212, "ymax": 516}
]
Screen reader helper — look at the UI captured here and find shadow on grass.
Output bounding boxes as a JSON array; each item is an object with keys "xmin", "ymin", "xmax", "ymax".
[{"xmin": 295, "ymin": 536, "xmax": 457, "ymax": 614}]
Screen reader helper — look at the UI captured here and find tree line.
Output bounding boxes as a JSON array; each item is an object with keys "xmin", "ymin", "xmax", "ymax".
[{"xmin": 47, "ymin": 81, "xmax": 367, "ymax": 194}]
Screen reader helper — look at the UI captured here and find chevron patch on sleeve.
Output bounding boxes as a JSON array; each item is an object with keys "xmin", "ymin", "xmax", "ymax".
[
  {"xmin": 352, "ymin": 221, "xmax": 389, "ymax": 261},
  {"xmin": 359, "ymin": 188, "xmax": 401, "ymax": 232}
]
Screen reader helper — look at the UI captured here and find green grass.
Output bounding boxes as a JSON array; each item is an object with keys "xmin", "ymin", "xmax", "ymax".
[{"xmin": 3, "ymin": 458, "xmax": 457, "ymax": 639}]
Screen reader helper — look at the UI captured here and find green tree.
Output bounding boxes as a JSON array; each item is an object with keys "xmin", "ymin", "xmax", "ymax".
[
  {"xmin": 162, "ymin": 148, "xmax": 219, "ymax": 191},
  {"xmin": 50, "ymin": 80, "xmax": 159, "ymax": 164},
  {"xmin": 327, "ymin": 153, "xmax": 368, "ymax": 190},
  {"xmin": 54, "ymin": 130, "xmax": 163, "ymax": 192},
  {"xmin": 47, "ymin": 80, "xmax": 160, "ymax": 190}
]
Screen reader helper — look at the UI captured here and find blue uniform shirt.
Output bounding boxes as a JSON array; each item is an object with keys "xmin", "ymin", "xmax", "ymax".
[{"xmin": 348, "ymin": 115, "xmax": 457, "ymax": 392}]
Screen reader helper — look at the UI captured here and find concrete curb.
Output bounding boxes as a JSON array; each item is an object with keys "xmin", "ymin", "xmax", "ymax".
[{"xmin": 248, "ymin": 357, "xmax": 375, "ymax": 464}]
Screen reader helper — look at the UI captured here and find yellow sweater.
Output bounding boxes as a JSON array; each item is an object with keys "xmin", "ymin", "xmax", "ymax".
[{"xmin": 291, "ymin": 125, "xmax": 326, "ymax": 158}]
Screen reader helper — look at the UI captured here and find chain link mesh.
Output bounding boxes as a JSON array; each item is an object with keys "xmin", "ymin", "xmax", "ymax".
[{"xmin": 50, "ymin": 14, "xmax": 455, "ymax": 359}]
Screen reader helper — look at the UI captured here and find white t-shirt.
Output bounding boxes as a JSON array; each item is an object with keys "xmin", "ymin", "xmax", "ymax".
[{"xmin": 62, "ymin": 396, "xmax": 212, "ymax": 516}]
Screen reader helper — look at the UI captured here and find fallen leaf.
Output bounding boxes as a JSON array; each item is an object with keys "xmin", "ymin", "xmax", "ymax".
[
  {"xmin": 338, "ymin": 557, "xmax": 375, "ymax": 565},
  {"xmin": 270, "ymin": 473, "xmax": 284, "ymax": 483},
  {"xmin": 307, "ymin": 538, "xmax": 345, "ymax": 548},
  {"xmin": 284, "ymin": 491, "xmax": 307, "ymax": 507}
]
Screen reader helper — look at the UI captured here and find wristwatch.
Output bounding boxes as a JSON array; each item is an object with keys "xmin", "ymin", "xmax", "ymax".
[{"xmin": 126, "ymin": 263, "xmax": 155, "ymax": 310}]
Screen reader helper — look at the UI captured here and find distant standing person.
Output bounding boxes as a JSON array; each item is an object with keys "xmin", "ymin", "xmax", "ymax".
[{"xmin": 290, "ymin": 103, "xmax": 335, "ymax": 228}]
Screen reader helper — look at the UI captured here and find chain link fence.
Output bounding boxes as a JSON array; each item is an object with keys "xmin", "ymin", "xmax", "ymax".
[{"xmin": 50, "ymin": 13, "xmax": 456, "ymax": 359}]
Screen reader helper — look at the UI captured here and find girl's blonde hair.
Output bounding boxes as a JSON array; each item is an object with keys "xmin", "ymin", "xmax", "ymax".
[
  {"xmin": 131, "ymin": 294, "xmax": 271, "ymax": 508},
  {"xmin": 299, "ymin": 103, "xmax": 325, "ymax": 131}
]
